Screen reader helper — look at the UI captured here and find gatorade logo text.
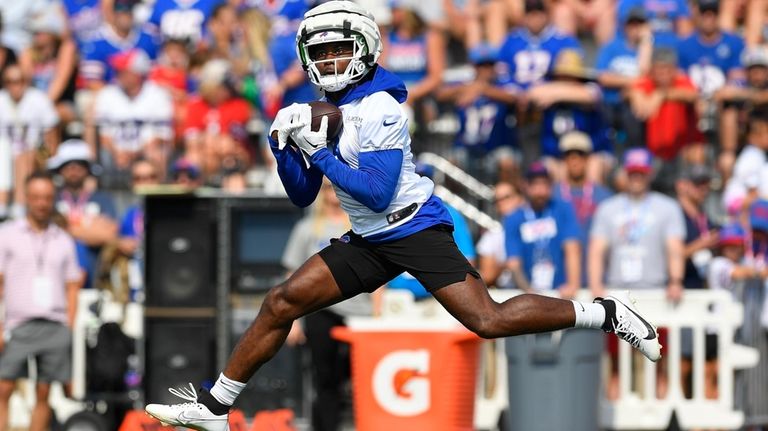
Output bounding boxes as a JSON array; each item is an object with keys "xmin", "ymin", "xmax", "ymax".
[{"xmin": 372, "ymin": 350, "xmax": 430, "ymax": 416}]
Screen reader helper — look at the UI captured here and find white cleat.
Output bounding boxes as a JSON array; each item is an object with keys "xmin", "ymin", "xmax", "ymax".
[
  {"xmin": 599, "ymin": 292, "xmax": 662, "ymax": 362},
  {"xmin": 145, "ymin": 383, "xmax": 229, "ymax": 431}
]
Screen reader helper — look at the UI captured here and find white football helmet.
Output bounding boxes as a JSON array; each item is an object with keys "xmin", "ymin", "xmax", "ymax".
[{"xmin": 296, "ymin": 1, "xmax": 383, "ymax": 92}]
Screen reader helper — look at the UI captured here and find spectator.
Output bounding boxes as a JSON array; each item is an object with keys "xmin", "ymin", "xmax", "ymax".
[
  {"xmin": 19, "ymin": 8, "xmax": 78, "ymax": 128},
  {"xmin": 629, "ymin": 47, "xmax": 702, "ymax": 163},
  {"xmin": 0, "ymin": 64, "xmax": 59, "ymax": 220},
  {"xmin": 0, "ymin": 15, "xmax": 19, "ymax": 90},
  {"xmin": 716, "ymin": 46, "xmax": 768, "ymax": 182},
  {"xmin": 435, "ymin": 44, "xmax": 519, "ymax": 183},
  {"xmin": 170, "ymin": 157, "xmax": 203, "ymax": 189},
  {"xmin": 678, "ymin": 0, "xmax": 744, "ymax": 99},
  {"xmin": 149, "ymin": 38, "xmax": 193, "ymax": 141},
  {"xmin": 589, "ymin": 148, "xmax": 685, "ymax": 300},
  {"xmin": 47, "ymin": 139, "xmax": 118, "ymax": 289},
  {"xmin": 0, "ymin": 172, "xmax": 81, "ymax": 431},
  {"xmin": 182, "ymin": 59, "xmax": 252, "ymax": 178},
  {"xmin": 261, "ymin": 1, "xmax": 317, "ymax": 117},
  {"xmin": 504, "ymin": 161, "xmax": 581, "ymax": 296},
  {"xmin": 596, "ymin": 6, "xmax": 653, "ymax": 150},
  {"xmin": 203, "ymin": 3, "xmax": 249, "ymax": 67},
  {"xmin": 281, "ymin": 179, "xmax": 378, "ymax": 431},
  {"xmin": 722, "ymin": 110, "xmax": 768, "ymax": 213},
  {"xmin": 675, "ymin": 165, "xmax": 718, "ymax": 291},
  {"xmin": 80, "ymin": 0, "xmax": 159, "ymax": 88},
  {"xmin": 529, "ymin": 49, "xmax": 613, "ymax": 182},
  {"xmin": 118, "ymin": 158, "xmax": 157, "ymax": 258},
  {"xmin": 383, "ymin": 1, "xmax": 445, "ymax": 124},
  {"xmin": 498, "ymin": 0, "xmax": 581, "ymax": 91},
  {"xmin": 706, "ymin": 224, "xmax": 763, "ymax": 399},
  {"xmin": 60, "ymin": 0, "xmax": 104, "ymax": 49},
  {"xmin": 616, "ymin": 0, "xmax": 693, "ymax": 48},
  {"xmin": 147, "ymin": 0, "xmax": 221, "ymax": 45},
  {"xmin": 93, "ymin": 49, "xmax": 173, "ymax": 174},
  {"xmin": 553, "ymin": 131, "xmax": 613, "ymax": 285},
  {"xmin": 0, "ymin": 0, "xmax": 50, "ymax": 54},
  {"xmin": 477, "ymin": 180, "xmax": 524, "ymax": 289}
]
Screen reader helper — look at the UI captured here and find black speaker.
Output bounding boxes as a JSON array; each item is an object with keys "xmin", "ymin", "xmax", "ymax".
[
  {"xmin": 144, "ymin": 317, "xmax": 217, "ymax": 405},
  {"xmin": 145, "ymin": 195, "xmax": 216, "ymax": 308}
]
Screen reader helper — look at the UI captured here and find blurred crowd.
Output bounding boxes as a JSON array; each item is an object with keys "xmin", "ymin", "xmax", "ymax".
[{"xmin": 2, "ymin": 0, "xmax": 768, "ymax": 428}]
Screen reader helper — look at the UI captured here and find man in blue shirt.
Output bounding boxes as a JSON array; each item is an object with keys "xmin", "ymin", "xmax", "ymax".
[
  {"xmin": 505, "ymin": 161, "xmax": 581, "ymax": 297},
  {"xmin": 616, "ymin": 0, "xmax": 693, "ymax": 48},
  {"xmin": 498, "ymin": 0, "xmax": 581, "ymax": 92},
  {"xmin": 677, "ymin": 0, "xmax": 744, "ymax": 98},
  {"xmin": 596, "ymin": 7, "xmax": 653, "ymax": 147}
]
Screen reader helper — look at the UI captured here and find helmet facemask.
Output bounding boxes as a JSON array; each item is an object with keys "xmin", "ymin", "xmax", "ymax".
[{"xmin": 299, "ymin": 31, "xmax": 371, "ymax": 93}]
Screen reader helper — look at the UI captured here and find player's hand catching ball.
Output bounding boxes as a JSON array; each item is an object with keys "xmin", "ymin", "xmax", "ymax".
[
  {"xmin": 291, "ymin": 104, "xmax": 329, "ymax": 157},
  {"xmin": 269, "ymin": 103, "xmax": 305, "ymax": 150}
]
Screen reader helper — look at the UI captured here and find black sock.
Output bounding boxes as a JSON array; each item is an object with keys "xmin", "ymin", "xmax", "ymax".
[
  {"xmin": 598, "ymin": 299, "xmax": 616, "ymax": 333},
  {"xmin": 198, "ymin": 388, "xmax": 230, "ymax": 416}
]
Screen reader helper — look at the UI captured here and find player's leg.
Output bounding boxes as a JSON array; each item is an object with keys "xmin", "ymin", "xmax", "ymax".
[{"xmin": 146, "ymin": 254, "xmax": 345, "ymax": 428}]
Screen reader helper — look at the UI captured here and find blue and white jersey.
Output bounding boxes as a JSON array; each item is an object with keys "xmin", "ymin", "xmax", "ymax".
[
  {"xmin": 269, "ymin": 66, "xmax": 452, "ymax": 243},
  {"xmin": 61, "ymin": 0, "xmax": 103, "ymax": 48},
  {"xmin": 498, "ymin": 26, "xmax": 581, "ymax": 90},
  {"xmin": 385, "ymin": 32, "xmax": 428, "ymax": 86},
  {"xmin": 677, "ymin": 31, "xmax": 744, "ymax": 95},
  {"xmin": 595, "ymin": 37, "xmax": 640, "ymax": 105},
  {"xmin": 148, "ymin": 0, "xmax": 220, "ymax": 43},
  {"xmin": 454, "ymin": 95, "xmax": 515, "ymax": 152},
  {"xmin": 80, "ymin": 27, "xmax": 160, "ymax": 83}
]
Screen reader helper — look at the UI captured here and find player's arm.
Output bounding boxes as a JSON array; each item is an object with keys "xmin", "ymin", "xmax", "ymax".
[
  {"xmin": 311, "ymin": 148, "xmax": 401, "ymax": 212},
  {"xmin": 269, "ymin": 138, "xmax": 323, "ymax": 208}
]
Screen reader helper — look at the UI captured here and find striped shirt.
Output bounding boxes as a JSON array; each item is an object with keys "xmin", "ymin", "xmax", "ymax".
[{"xmin": 0, "ymin": 219, "xmax": 81, "ymax": 330}]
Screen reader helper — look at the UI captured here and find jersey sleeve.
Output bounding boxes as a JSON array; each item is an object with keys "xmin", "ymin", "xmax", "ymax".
[{"xmin": 358, "ymin": 93, "xmax": 409, "ymax": 153}]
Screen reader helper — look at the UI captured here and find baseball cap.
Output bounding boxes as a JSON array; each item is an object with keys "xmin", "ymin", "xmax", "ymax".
[
  {"xmin": 524, "ymin": 0, "xmax": 547, "ymax": 13},
  {"xmin": 718, "ymin": 223, "xmax": 746, "ymax": 247},
  {"xmin": 110, "ymin": 49, "xmax": 152, "ymax": 75},
  {"xmin": 28, "ymin": 9, "xmax": 65, "ymax": 36},
  {"xmin": 199, "ymin": 59, "xmax": 232, "ymax": 87},
  {"xmin": 751, "ymin": 200, "xmax": 768, "ymax": 232},
  {"xmin": 469, "ymin": 44, "xmax": 498, "ymax": 65},
  {"xmin": 679, "ymin": 164, "xmax": 712, "ymax": 183},
  {"xmin": 525, "ymin": 161, "xmax": 551, "ymax": 180},
  {"xmin": 559, "ymin": 131, "xmax": 593, "ymax": 154},
  {"xmin": 743, "ymin": 46, "xmax": 768, "ymax": 68},
  {"xmin": 625, "ymin": 6, "xmax": 648, "ymax": 23},
  {"xmin": 172, "ymin": 158, "xmax": 201, "ymax": 179},
  {"xmin": 652, "ymin": 47, "xmax": 678, "ymax": 65},
  {"xmin": 698, "ymin": 0, "xmax": 719, "ymax": 13},
  {"xmin": 623, "ymin": 148, "xmax": 653, "ymax": 174},
  {"xmin": 47, "ymin": 139, "xmax": 93, "ymax": 171},
  {"xmin": 114, "ymin": 0, "xmax": 138, "ymax": 12}
]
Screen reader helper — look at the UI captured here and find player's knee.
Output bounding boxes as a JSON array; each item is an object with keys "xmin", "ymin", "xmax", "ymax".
[
  {"xmin": 263, "ymin": 283, "xmax": 302, "ymax": 323},
  {"xmin": 464, "ymin": 315, "xmax": 500, "ymax": 339}
]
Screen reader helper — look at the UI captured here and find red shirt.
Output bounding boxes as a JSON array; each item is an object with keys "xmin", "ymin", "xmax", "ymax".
[
  {"xmin": 633, "ymin": 74, "xmax": 702, "ymax": 160},
  {"xmin": 183, "ymin": 96, "xmax": 251, "ymax": 140}
]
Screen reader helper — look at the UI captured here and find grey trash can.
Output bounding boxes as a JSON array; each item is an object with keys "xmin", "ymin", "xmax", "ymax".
[{"xmin": 504, "ymin": 329, "xmax": 603, "ymax": 431}]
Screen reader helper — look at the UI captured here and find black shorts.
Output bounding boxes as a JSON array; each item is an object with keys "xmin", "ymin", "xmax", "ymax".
[{"xmin": 318, "ymin": 224, "xmax": 480, "ymax": 298}]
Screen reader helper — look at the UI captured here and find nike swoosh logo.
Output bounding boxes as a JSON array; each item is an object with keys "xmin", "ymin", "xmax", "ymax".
[
  {"xmin": 303, "ymin": 137, "xmax": 322, "ymax": 149},
  {"xmin": 382, "ymin": 119, "xmax": 397, "ymax": 127},
  {"xmin": 177, "ymin": 410, "xmax": 224, "ymax": 423},
  {"xmin": 579, "ymin": 303, "xmax": 585, "ymax": 312},
  {"xmin": 616, "ymin": 298, "xmax": 657, "ymax": 340}
]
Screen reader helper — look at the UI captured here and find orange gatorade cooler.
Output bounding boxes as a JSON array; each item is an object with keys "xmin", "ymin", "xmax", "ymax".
[{"xmin": 332, "ymin": 321, "xmax": 481, "ymax": 431}]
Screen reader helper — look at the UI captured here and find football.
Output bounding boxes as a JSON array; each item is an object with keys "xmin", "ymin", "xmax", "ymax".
[{"xmin": 271, "ymin": 101, "xmax": 343, "ymax": 145}]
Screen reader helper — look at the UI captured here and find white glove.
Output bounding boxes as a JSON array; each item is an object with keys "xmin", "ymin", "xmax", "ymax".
[
  {"xmin": 269, "ymin": 103, "xmax": 307, "ymax": 150},
  {"xmin": 291, "ymin": 115, "xmax": 329, "ymax": 159}
]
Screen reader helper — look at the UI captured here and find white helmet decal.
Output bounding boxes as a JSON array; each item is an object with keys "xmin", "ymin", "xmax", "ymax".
[{"xmin": 296, "ymin": 1, "xmax": 383, "ymax": 92}]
